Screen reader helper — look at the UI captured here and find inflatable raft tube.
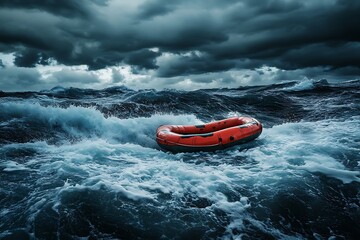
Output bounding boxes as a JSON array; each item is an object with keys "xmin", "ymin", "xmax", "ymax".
[{"xmin": 156, "ymin": 116, "xmax": 262, "ymax": 153}]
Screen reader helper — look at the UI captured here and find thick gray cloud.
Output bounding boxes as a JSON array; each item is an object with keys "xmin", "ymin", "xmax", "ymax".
[
  {"xmin": 156, "ymin": 52, "xmax": 235, "ymax": 77},
  {"xmin": 125, "ymin": 49, "xmax": 161, "ymax": 70},
  {"xmin": 0, "ymin": 65, "xmax": 104, "ymax": 91},
  {"xmin": 136, "ymin": 0, "xmax": 178, "ymax": 20},
  {"xmin": 0, "ymin": 0, "xmax": 359, "ymax": 88},
  {"xmin": 0, "ymin": 0, "xmax": 108, "ymax": 18},
  {"xmin": 0, "ymin": 66, "xmax": 42, "ymax": 91}
]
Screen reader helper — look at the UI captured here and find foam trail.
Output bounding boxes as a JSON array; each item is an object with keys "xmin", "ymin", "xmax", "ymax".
[
  {"xmin": 299, "ymin": 163, "xmax": 360, "ymax": 184},
  {"xmin": 2, "ymin": 161, "xmax": 31, "ymax": 172}
]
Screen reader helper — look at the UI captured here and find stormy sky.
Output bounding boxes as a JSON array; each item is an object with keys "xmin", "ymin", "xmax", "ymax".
[{"xmin": 0, "ymin": 0, "xmax": 359, "ymax": 91}]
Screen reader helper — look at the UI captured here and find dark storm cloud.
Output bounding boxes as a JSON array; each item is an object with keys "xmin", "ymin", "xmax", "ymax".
[
  {"xmin": 205, "ymin": 1, "xmax": 360, "ymax": 58},
  {"xmin": 136, "ymin": 0, "xmax": 177, "ymax": 20},
  {"xmin": 156, "ymin": 52, "xmax": 235, "ymax": 77},
  {"xmin": 124, "ymin": 49, "xmax": 161, "ymax": 70},
  {"xmin": 14, "ymin": 49, "xmax": 51, "ymax": 67},
  {"xmin": 274, "ymin": 42, "xmax": 360, "ymax": 70},
  {"xmin": 0, "ymin": 0, "xmax": 108, "ymax": 18},
  {"xmin": 0, "ymin": 0, "xmax": 359, "ymax": 80}
]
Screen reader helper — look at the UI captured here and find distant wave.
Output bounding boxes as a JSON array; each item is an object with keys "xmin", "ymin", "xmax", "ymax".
[{"xmin": 282, "ymin": 79, "xmax": 330, "ymax": 91}]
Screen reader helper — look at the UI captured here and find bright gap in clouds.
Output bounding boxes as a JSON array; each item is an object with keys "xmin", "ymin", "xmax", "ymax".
[{"xmin": 0, "ymin": 53, "xmax": 15, "ymax": 67}]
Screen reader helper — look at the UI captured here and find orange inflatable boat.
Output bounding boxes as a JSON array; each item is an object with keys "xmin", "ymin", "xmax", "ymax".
[{"xmin": 156, "ymin": 116, "xmax": 262, "ymax": 153}]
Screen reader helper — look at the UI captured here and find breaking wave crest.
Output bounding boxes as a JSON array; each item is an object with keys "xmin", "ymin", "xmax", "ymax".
[{"xmin": 0, "ymin": 102, "xmax": 202, "ymax": 147}]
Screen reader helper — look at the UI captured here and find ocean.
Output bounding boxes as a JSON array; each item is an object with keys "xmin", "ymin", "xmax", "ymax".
[{"xmin": 0, "ymin": 79, "xmax": 359, "ymax": 239}]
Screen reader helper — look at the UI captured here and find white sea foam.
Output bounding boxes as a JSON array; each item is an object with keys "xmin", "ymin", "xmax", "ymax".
[
  {"xmin": 0, "ymin": 102, "xmax": 203, "ymax": 148},
  {"xmin": 240, "ymin": 116, "xmax": 360, "ymax": 184},
  {"xmin": 1, "ymin": 102, "xmax": 359, "ymax": 238},
  {"xmin": 283, "ymin": 78, "xmax": 319, "ymax": 91},
  {"xmin": 2, "ymin": 105, "xmax": 358, "ymax": 203},
  {"xmin": 287, "ymin": 80, "xmax": 314, "ymax": 91},
  {"xmin": 298, "ymin": 162, "xmax": 360, "ymax": 184},
  {"xmin": 2, "ymin": 161, "xmax": 31, "ymax": 172}
]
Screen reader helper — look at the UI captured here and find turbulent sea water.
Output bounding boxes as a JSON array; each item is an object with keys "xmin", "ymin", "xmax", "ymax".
[{"xmin": 0, "ymin": 79, "xmax": 359, "ymax": 239}]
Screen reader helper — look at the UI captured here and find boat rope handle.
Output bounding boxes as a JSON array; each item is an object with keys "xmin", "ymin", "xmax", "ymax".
[{"xmin": 155, "ymin": 137, "xmax": 222, "ymax": 148}]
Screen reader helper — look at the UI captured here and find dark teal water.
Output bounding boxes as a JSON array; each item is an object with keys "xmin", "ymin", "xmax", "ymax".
[{"xmin": 1, "ymin": 79, "xmax": 359, "ymax": 239}]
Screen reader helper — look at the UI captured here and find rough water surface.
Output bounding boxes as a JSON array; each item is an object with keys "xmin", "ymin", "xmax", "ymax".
[{"xmin": 0, "ymin": 79, "xmax": 359, "ymax": 239}]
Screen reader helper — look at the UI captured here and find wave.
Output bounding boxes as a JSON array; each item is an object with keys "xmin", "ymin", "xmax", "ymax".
[
  {"xmin": 0, "ymin": 102, "xmax": 203, "ymax": 147},
  {"xmin": 1, "ymin": 115, "xmax": 359, "ymax": 239},
  {"xmin": 1, "ymin": 103, "xmax": 359, "ymax": 239},
  {"xmin": 282, "ymin": 79, "xmax": 330, "ymax": 92},
  {"xmin": 1, "ymin": 80, "xmax": 360, "ymax": 239},
  {"xmin": 2, "ymin": 80, "xmax": 359, "ymax": 126},
  {"xmin": 1, "ymin": 102, "xmax": 359, "ymax": 183},
  {"xmin": 254, "ymin": 117, "xmax": 360, "ymax": 183}
]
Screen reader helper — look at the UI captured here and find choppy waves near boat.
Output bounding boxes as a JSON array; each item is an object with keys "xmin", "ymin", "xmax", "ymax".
[{"xmin": 0, "ymin": 79, "xmax": 359, "ymax": 239}]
